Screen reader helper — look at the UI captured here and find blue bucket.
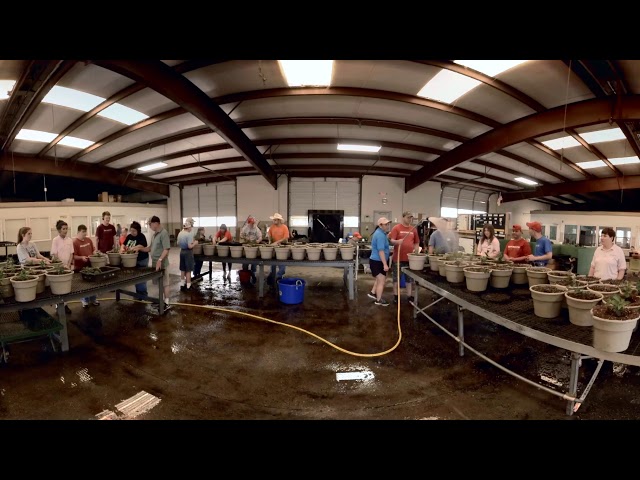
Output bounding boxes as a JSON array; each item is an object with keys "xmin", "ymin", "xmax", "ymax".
[{"xmin": 278, "ymin": 278, "xmax": 306, "ymax": 304}]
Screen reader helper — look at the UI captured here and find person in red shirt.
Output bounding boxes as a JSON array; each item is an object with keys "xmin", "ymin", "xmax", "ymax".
[
  {"xmin": 95, "ymin": 210, "xmax": 117, "ymax": 253},
  {"xmin": 503, "ymin": 224, "xmax": 532, "ymax": 263},
  {"xmin": 388, "ymin": 211, "xmax": 420, "ymax": 304},
  {"xmin": 73, "ymin": 224, "xmax": 99, "ymax": 308},
  {"xmin": 215, "ymin": 224, "xmax": 234, "ymax": 279}
]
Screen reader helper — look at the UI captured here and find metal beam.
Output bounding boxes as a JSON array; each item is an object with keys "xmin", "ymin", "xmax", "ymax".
[
  {"xmin": 91, "ymin": 60, "xmax": 277, "ymax": 189},
  {"xmin": 501, "ymin": 176, "xmax": 638, "ymax": 203},
  {"xmin": 0, "ymin": 153, "xmax": 169, "ymax": 196},
  {"xmin": 406, "ymin": 95, "xmax": 640, "ymax": 192}
]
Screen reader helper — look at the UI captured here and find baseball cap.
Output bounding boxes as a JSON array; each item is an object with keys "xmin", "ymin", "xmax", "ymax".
[
  {"xmin": 526, "ymin": 221, "xmax": 542, "ymax": 233},
  {"xmin": 183, "ymin": 222, "xmax": 192, "ymax": 228},
  {"xmin": 402, "ymin": 211, "xmax": 414, "ymax": 217},
  {"xmin": 377, "ymin": 217, "xmax": 391, "ymax": 226},
  {"xmin": 512, "ymin": 224, "xmax": 522, "ymax": 232},
  {"xmin": 353, "ymin": 232, "xmax": 362, "ymax": 239}
]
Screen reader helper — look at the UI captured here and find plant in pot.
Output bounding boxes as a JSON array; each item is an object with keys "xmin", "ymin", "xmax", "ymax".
[
  {"xmin": 428, "ymin": 248, "xmax": 445, "ymax": 272},
  {"xmin": 587, "ymin": 282, "xmax": 620, "ymax": 300},
  {"xmin": 463, "ymin": 265, "xmax": 492, "ymax": 292},
  {"xmin": 618, "ymin": 281, "xmax": 640, "ymax": 309},
  {"xmin": 107, "ymin": 244, "xmax": 122, "ymax": 266},
  {"xmin": 529, "ymin": 283, "xmax": 568, "ymax": 318},
  {"xmin": 547, "ymin": 270, "xmax": 574, "ymax": 284},
  {"xmin": 575, "ymin": 274, "xmax": 601, "ymax": 285},
  {"xmin": 45, "ymin": 262, "xmax": 74, "ymax": 295},
  {"xmin": 489, "ymin": 254, "xmax": 513, "ymax": 288},
  {"xmin": 444, "ymin": 259, "xmax": 469, "ymax": 283},
  {"xmin": 9, "ymin": 268, "xmax": 39, "ymax": 302},
  {"xmin": 23, "ymin": 267, "xmax": 46, "ymax": 294},
  {"xmin": 243, "ymin": 242, "xmax": 260, "ymax": 260},
  {"xmin": 89, "ymin": 251, "xmax": 107, "ymax": 268},
  {"xmin": 49, "ymin": 254, "xmax": 63, "ymax": 265},
  {"xmin": 407, "ymin": 251, "xmax": 428, "ymax": 271},
  {"xmin": 0, "ymin": 269, "xmax": 15, "ymax": 299},
  {"xmin": 565, "ymin": 288, "xmax": 603, "ymax": 327},
  {"xmin": 119, "ymin": 246, "xmax": 138, "ymax": 268},
  {"xmin": 591, "ymin": 294, "xmax": 640, "ymax": 353},
  {"xmin": 526, "ymin": 266, "xmax": 551, "ymax": 287}
]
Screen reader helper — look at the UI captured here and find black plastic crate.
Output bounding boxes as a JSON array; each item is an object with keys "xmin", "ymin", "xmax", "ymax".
[{"xmin": 80, "ymin": 266, "xmax": 120, "ymax": 282}]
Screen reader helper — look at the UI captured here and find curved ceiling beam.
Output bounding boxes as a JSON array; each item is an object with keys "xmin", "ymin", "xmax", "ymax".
[
  {"xmin": 405, "ymin": 95, "xmax": 640, "ymax": 192},
  {"xmin": 0, "ymin": 60, "xmax": 76, "ymax": 151},
  {"xmin": 435, "ymin": 175, "xmax": 504, "ymax": 192},
  {"xmin": 0, "ymin": 153, "xmax": 168, "ymax": 196},
  {"xmin": 501, "ymin": 176, "xmax": 640, "ymax": 203},
  {"xmin": 91, "ymin": 60, "xmax": 277, "ymax": 189},
  {"xmin": 37, "ymin": 60, "xmax": 224, "ymax": 157}
]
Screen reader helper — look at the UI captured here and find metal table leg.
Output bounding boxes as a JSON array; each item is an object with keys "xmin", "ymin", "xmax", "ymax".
[
  {"xmin": 56, "ymin": 302, "xmax": 69, "ymax": 352},
  {"xmin": 209, "ymin": 260, "xmax": 212, "ymax": 281},
  {"xmin": 412, "ymin": 284, "xmax": 419, "ymax": 319},
  {"xmin": 566, "ymin": 351, "xmax": 581, "ymax": 415},
  {"xmin": 158, "ymin": 271, "xmax": 165, "ymax": 314},
  {"xmin": 457, "ymin": 305, "xmax": 465, "ymax": 357},
  {"xmin": 348, "ymin": 263, "xmax": 354, "ymax": 300},
  {"xmin": 258, "ymin": 264, "xmax": 265, "ymax": 298}
]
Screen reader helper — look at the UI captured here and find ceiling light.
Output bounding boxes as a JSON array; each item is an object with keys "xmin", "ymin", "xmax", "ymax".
[
  {"xmin": 514, "ymin": 177, "xmax": 538, "ymax": 186},
  {"xmin": 138, "ymin": 162, "xmax": 168, "ymax": 172},
  {"xmin": 278, "ymin": 60, "xmax": 333, "ymax": 87},
  {"xmin": 337, "ymin": 143, "xmax": 381, "ymax": 153},
  {"xmin": 0, "ymin": 80, "xmax": 16, "ymax": 101}
]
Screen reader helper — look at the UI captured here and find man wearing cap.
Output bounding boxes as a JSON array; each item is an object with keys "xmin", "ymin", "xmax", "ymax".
[
  {"xmin": 267, "ymin": 212, "xmax": 291, "ymax": 286},
  {"xmin": 240, "ymin": 215, "xmax": 263, "ymax": 284},
  {"xmin": 367, "ymin": 217, "xmax": 392, "ymax": 306},
  {"xmin": 526, "ymin": 221, "xmax": 552, "ymax": 266},
  {"xmin": 503, "ymin": 224, "xmax": 532, "ymax": 263},
  {"xmin": 388, "ymin": 211, "xmax": 420, "ymax": 304},
  {"xmin": 177, "ymin": 221, "xmax": 198, "ymax": 291},
  {"xmin": 136, "ymin": 216, "xmax": 171, "ymax": 306},
  {"xmin": 427, "ymin": 217, "xmax": 458, "ymax": 254}
]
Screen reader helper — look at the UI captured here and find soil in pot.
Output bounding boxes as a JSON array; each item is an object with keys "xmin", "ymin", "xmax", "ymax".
[
  {"xmin": 601, "ymin": 279, "xmax": 624, "ymax": 286},
  {"xmin": 575, "ymin": 275, "xmax": 601, "ymax": 284}
]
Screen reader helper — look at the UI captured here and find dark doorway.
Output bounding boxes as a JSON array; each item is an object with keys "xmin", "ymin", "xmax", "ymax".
[{"xmin": 308, "ymin": 210, "xmax": 344, "ymax": 243}]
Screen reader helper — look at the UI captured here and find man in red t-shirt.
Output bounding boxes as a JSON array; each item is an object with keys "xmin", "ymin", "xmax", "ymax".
[
  {"xmin": 73, "ymin": 224, "xmax": 99, "ymax": 307},
  {"xmin": 388, "ymin": 211, "xmax": 420, "ymax": 304},
  {"xmin": 95, "ymin": 210, "xmax": 117, "ymax": 253},
  {"xmin": 503, "ymin": 224, "xmax": 532, "ymax": 263}
]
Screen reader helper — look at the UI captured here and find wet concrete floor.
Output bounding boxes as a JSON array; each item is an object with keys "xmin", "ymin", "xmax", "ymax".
[{"xmin": 1, "ymin": 248, "xmax": 640, "ymax": 420}]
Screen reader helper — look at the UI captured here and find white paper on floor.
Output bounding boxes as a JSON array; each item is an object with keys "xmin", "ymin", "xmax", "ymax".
[{"xmin": 336, "ymin": 371, "xmax": 375, "ymax": 381}]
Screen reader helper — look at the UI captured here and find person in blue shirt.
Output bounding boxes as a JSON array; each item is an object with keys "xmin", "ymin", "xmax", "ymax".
[
  {"xmin": 526, "ymin": 221, "xmax": 552, "ymax": 266},
  {"xmin": 367, "ymin": 217, "xmax": 391, "ymax": 306}
]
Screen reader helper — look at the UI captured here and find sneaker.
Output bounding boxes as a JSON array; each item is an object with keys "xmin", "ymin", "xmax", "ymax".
[
  {"xmin": 375, "ymin": 299, "xmax": 390, "ymax": 306},
  {"xmin": 91, "ymin": 300, "xmax": 100, "ymax": 306},
  {"xmin": 64, "ymin": 304, "xmax": 72, "ymax": 314},
  {"xmin": 367, "ymin": 292, "xmax": 376, "ymax": 300},
  {"xmin": 226, "ymin": 273, "xmax": 231, "ymax": 280},
  {"xmin": 186, "ymin": 284, "xmax": 191, "ymax": 290},
  {"xmin": 81, "ymin": 300, "xmax": 89, "ymax": 308}
]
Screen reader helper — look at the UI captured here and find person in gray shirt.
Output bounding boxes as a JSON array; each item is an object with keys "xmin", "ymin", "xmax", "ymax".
[
  {"xmin": 428, "ymin": 217, "xmax": 459, "ymax": 254},
  {"xmin": 135, "ymin": 216, "xmax": 171, "ymax": 305}
]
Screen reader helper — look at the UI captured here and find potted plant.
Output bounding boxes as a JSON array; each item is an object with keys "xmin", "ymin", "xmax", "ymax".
[
  {"xmin": 290, "ymin": 244, "xmax": 306, "ymax": 260},
  {"xmin": 0, "ymin": 269, "xmax": 15, "ymax": 299},
  {"xmin": 274, "ymin": 244, "xmax": 291, "ymax": 261},
  {"xmin": 216, "ymin": 243, "xmax": 230, "ymax": 257},
  {"xmin": 9, "ymin": 269, "xmax": 39, "ymax": 302},
  {"xmin": 618, "ymin": 281, "xmax": 640, "ymax": 309},
  {"xmin": 45, "ymin": 262, "xmax": 74, "ymax": 295},
  {"xmin": 547, "ymin": 270, "xmax": 574, "ymax": 284},
  {"xmin": 444, "ymin": 259, "xmax": 469, "ymax": 283},
  {"xmin": 339, "ymin": 243, "xmax": 355, "ymax": 260},
  {"xmin": 24, "ymin": 267, "xmax": 46, "ymax": 294},
  {"xmin": 107, "ymin": 244, "xmax": 121, "ymax": 266},
  {"xmin": 591, "ymin": 294, "xmax": 640, "ymax": 352},
  {"xmin": 529, "ymin": 284, "xmax": 568, "ymax": 318},
  {"xmin": 511, "ymin": 264, "xmax": 529, "ymax": 285},
  {"xmin": 428, "ymin": 249, "xmax": 444, "ymax": 272},
  {"xmin": 565, "ymin": 289, "xmax": 603, "ymax": 326},
  {"xmin": 119, "ymin": 246, "xmax": 138, "ymax": 268},
  {"xmin": 322, "ymin": 243, "xmax": 338, "ymax": 261},
  {"xmin": 192, "ymin": 241, "xmax": 203, "ymax": 255},
  {"xmin": 463, "ymin": 265, "xmax": 492, "ymax": 292},
  {"xmin": 202, "ymin": 241, "xmax": 215, "ymax": 256},
  {"xmin": 243, "ymin": 242, "xmax": 260, "ymax": 259},
  {"xmin": 526, "ymin": 266, "xmax": 551, "ymax": 287},
  {"xmin": 305, "ymin": 243, "xmax": 322, "ymax": 261},
  {"xmin": 575, "ymin": 274, "xmax": 601, "ymax": 285},
  {"xmin": 259, "ymin": 243, "xmax": 275, "ymax": 260},
  {"xmin": 489, "ymin": 254, "xmax": 513, "ymax": 288},
  {"xmin": 587, "ymin": 283, "xmax": 620, "ymax": 301},
  {"xmin": 89, "ymin": 251, "xmax": 108, "ymax": 268},
  {"xmin": 407, "ymin": 251, "xmax": 428, "ymax": 270}
]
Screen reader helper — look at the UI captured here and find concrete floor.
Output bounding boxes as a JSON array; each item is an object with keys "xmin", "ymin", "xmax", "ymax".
[{"xmin": 1, "ymin": 247, "xmax": 639, "ymax": 420}]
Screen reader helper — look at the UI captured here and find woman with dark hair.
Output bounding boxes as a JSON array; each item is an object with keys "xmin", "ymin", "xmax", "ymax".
[
  {"xmin": 476, "ymin": 223, "xmax": 500, "ymax": 258},
  {"xmin": 121, "ymin": 221, "xmax": 149, "ymax": 298},
  {"xmin": 589, "ymin": 227, "xmax": 626, "ymax": 280}
]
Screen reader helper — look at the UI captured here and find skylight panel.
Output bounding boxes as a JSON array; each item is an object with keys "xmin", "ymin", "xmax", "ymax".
[
  {"xmin": 541, "ymin": 136, "xmax": 581, "ymax": 150},
  {"xmin": 99, "ymin": 103, "xmax": 148, "ymax": 125},
  {"xmin": 454, "ymin": 60, "xmax": 528, "ymax": 77},
  {"xmin": 337, "ymin": 143, "xmax": 381, "ymax": 153},
  {"xmin": 0, "ymin": 80, "xmax": 16, "ymax": 100},
  {"xmin": 278, "ymin": 60, "xmax": 333, "ymax": 86},
  {"xmin": 16, "ymin": 129, "xmax": 94, "ymax": 148},
  {"xmin": 611, "ymin": 156, "xmax": 640, "ymax": 166},
  {"xmin": 58, "ymin": 136, "xmax": 94, "ymax": 149},
  {"xmin": 416, "ymin": 70, "xmax": 480, "ymax": 103},
  {"xmin": 576, "ymin": 160, "xmax": 607, "ymax": 169},
  {"xmin": 42, "ymin": 86, "xmax": 104, "ymax": 111},
  {"xmin": 579, "ymin": 128, "xmax": 626, "ymax": 144},
  {"xmin": 138, "ymin": 162, "xmax": 168, "ymax": 172}
]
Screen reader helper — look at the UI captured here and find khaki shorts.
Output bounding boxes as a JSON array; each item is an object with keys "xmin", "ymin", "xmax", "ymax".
[{"xmin": 151, "ymin": 267, "xmax": 170, "ymax": 286}]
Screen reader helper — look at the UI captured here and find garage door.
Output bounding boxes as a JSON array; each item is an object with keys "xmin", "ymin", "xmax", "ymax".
[
  {"xmin": 289, "ymin": 177, "xmax": 360, "ymax": 228},
  {"xmin": 182, "ymin": 181, "xmax": 237, "ymax": 227}
]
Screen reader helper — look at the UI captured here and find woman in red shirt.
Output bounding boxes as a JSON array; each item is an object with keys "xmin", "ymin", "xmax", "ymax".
[{"xmin": 215, "ymin": 224, "xmax": 233, "ymax": 279}]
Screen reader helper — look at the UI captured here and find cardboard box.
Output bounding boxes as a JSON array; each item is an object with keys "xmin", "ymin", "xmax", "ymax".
[{"xmin": 101, "ymin": 191, "xmax": 109, "ymax": 202}]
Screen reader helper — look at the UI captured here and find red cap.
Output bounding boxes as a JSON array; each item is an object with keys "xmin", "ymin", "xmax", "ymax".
[
  {"xmin": 526, "ymin": 221, "xmax": 542, "ymax": 233},
  {"xmin": 512, "ymin": 224, "xmax": 522, "ymax": 232},
  {"xmin": 353, "ymin": 232, "xmax": 362, "ymax": 238}
]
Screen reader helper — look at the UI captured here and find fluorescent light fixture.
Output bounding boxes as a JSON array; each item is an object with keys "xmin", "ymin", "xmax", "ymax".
[
  {"xmin": 579, "ymin": 128, "xmax": 625, "ymax": 144},
  {"xmin": 0, "ymin": 80, "xmax": 16, "ymax": 100},
  {"xmin": 42, "ymin": 85, "xmax": 103, "ymax": 111},
  {"xmin": 138, "ymin": 162, "xmax": 168, "ymax": 172},
  {"xmin": 278, "ymin": 60, "xmax": 333, "ymax": 87},
  {"xmin": 99, "ymin": 103, "xmax": 148, "ymax": 125},
  {"xmin": 417, "ymin": 69, "xmax": 480, "ymax": 103},
  {"xmin": 454, "ymin": 60, "xmax": 528, "ymax": 77},
  {"xmin": 16, "ymin": 129, "xmax": 57, "ymax": 142},
  {"xmin": 337, "ymin": 143, "xmax": 381, "ymax": 153},
  {"xmin": 576, "ymin": 160, "xmax": 606, "ymax": 169},
  {"xmin": 514, "ymin": 177, "xmax": 538, "ymax": 186},
  {"xmin": 58, "ymin": 136, "xmax": 94, "ymax": 149},
  {"xmin": 541, "ymin": 136, "xmax": 581, "ymax": 150},
  {"xmin": 15, "ymin": 129, "xmax": 94, "ymax": 148}
]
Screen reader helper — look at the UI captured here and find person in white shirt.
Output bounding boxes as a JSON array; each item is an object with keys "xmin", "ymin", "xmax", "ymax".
[
  {"xmin": 589, "ymin": 227, "xmax": 626, "ymax": 281},
  {"xmin": 51, "ymin": 219, "xmax": 74, "ymax": 314},
  {"xmin": 476, "ymin": 223, "xmax": 501, "ymax": 258}
]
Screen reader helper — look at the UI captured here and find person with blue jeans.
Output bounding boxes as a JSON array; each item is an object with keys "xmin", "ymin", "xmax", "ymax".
[
  {"xmin": 239, "ymin": 215, "xmax": 262, "ymax": 284},
  {"xmin": 266, "ymin": 212, "xmax": 290, "ymax": 286},
  {"xmin": 122, "ymin": 221, "xmax": 149, "ymax": 298},
  {"xmin": 526, "ymin": 221, "xmax": 552, "ymax": 266}
]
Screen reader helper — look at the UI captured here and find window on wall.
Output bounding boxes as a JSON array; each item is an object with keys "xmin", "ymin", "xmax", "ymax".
[
  {"xmin": 564, "ymin": 225, "xmax": 577, "ymax": 245},
  {"xmin": 616, "ymin": 227, "xmax": 631, "ymax": 248},
  {"xmin": 579, "ymin": 225, "xmax": 597, "ymax": 247}
]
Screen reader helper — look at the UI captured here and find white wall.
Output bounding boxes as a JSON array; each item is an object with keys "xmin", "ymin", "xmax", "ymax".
[
  {"xmin": 0, "ymin": 201, "xmax": 167, "ymax": 256},
  {"xmin": 236, "ymin": 175, "xmax": 287, "ymax": 224},
  {"xmin": 167, "ymin": 185, "xmax": 181, "ymax": 238},
  {"xmin": 488, "ymin": 195, "xmax": 550, "ymax": 228}
]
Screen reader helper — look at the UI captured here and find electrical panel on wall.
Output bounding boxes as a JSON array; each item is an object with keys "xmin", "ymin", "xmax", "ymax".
[{"xmin": 472, "ymin": 213, "xmax": 509, "ymax": 242}]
